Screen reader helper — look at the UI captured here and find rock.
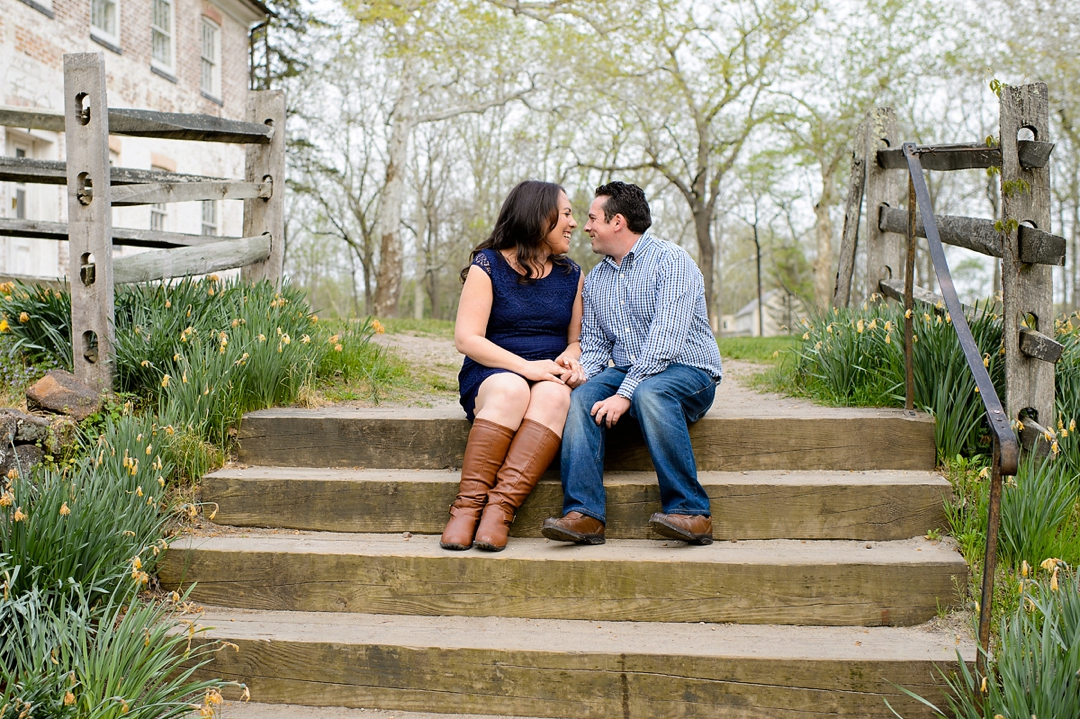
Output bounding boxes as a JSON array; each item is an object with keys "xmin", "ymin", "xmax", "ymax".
[
  {"xmin": 45, "ymin": 417, "xmax": 79, "ymax": 457},
  {"xmin": 25, "ymin": 370, "xmax": 102, "ymax": 422},
  {"xmin": 0, "ymin": 444, "xmax": 44, "ymax": 478},
  {"xmin": 0, "ymin": 413, "xmax": 15, "ymax": 445},
  {"xmin": 0, "ymin": 408, "xmax": 51, "ymax": 443}
]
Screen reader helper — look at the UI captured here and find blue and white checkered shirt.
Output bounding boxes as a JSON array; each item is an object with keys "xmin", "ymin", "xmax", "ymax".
[{"xmin": 579, "ymin": 229, "xmax": 723, "ymax": 399}]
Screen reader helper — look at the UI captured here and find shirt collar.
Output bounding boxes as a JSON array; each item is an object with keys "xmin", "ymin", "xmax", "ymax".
[{"xmin": 604, "ymin": 229, "xmax": 654, "ymax": 270}]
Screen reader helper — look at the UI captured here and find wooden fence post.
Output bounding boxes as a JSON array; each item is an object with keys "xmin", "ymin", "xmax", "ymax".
[
  {"xmin": 1000, "ymin": 83, "xmax": 1054, "ymax": 432},
  {"xmin": 241, "ymin": 90, "xmax": 285, "ymax": 285},
  {"xmin": 64, "ymin": 53, "xmax": 115, "ymax": 392},
  {"xmin": 864, "ymin": 108, "xmax": 905, "ymax": 301},
  {"xmin": 832, "ymin": 119, "xmax": 867, "ymax": 308}
]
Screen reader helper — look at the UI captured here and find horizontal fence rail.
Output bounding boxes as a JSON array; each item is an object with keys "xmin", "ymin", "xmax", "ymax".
[
  {"xmin": 0, "ymin": 218, "xmax": 239, "ymax": 249},
  {"xmin": 877, "ymin": 140, "xmax": 1054, "ymax": 171},
  {"xmin": 112, "ymin": 233, "xmax": 271, "ymax": 285},
  {"xmin": 110, "ymin": 179, "xmax": 272, "ymax": 206},
  {"xmin": 879, "ymin": 206, "xmax": 1065, "ymax": 265},
  {"xmin": 0, "ymin": 104, "xmax": 273, "ymax": 144},
  {"xmin": 0, "ymin": 156, "xmax": 226, "ymax": 186}
]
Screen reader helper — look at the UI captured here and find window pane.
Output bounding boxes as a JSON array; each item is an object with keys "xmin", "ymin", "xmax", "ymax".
[
  {"xmin": 91, "ymin": 0, "xmax": 116, "ymax": 35},
  {"xmin": 152, "ymin": 0, "xmax": 172, "ymax": 66},
  {"xmin": 201, "ymin": 21, "xmax": 219, "ymax": 95}
]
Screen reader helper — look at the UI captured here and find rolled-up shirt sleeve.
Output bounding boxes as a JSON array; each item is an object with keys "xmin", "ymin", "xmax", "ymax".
[
  {"xmin": 578, "ymin": 279, "xmax": 612, "ymax": 379},
  {"xmin": 616, "ymin": 253, "xmax": 698, "ymax": 399}
]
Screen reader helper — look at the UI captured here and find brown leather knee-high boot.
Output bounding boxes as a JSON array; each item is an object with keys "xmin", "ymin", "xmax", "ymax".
[
  {"xmin": 440, "ymin": 418, "xmax": 516, "ymax": 550},
  {"xmin": 474, "ymin": 419, "xmax": 561, "ymax": 552}
]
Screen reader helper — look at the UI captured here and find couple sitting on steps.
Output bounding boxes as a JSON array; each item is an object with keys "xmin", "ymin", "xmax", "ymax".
[{"xmin": 443, "ymin": 180, "xmax": 724, "ymax": 552}]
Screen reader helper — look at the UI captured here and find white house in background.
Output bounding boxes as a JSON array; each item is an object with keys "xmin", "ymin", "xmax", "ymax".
[
  {"xmin": 1, "ymin": 0, "xmax": 268, "ymax": 278},
  {"xmin": 722, "ymin": 288, "xmax": 809, "ymax": 337}
]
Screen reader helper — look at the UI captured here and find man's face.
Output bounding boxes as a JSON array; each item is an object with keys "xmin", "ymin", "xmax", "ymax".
[{"xmin": 584, "ymin": 196, "xmax": 618, "ymax": 256}]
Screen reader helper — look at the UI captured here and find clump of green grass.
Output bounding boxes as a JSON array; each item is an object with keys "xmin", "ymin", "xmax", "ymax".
[{"xmin": 717, "ymin": 336, "xmax": 796, "ymax": 365}]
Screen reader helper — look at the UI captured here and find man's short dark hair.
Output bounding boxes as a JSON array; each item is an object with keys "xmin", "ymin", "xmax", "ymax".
[{"xmin": 595, "ymin": 181, "xmax": 652, "ymax": 234}]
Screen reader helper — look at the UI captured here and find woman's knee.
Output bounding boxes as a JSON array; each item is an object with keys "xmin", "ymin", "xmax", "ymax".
[
  {"xmin": 477, "ymin": 374, "xmax": 530, "ymax": 412},
  {"xmin": 530, "ymin": 380, "xmax": 572, "ymax": 413}
]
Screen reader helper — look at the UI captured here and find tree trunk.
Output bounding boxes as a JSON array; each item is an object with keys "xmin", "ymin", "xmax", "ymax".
[
  {"xmin": 413, "ymin": 201, "xmax": 428, "ymax": 320},
  {"xmin": 692, "ymin": 206, "xmax": 717, "ymax": 331},
  {"xmin": 373, "ymin": 63, "xmax": 417, "ymax": 318},
  {"xmin": 812, "ymin": 169, "xmax": 837, "ymax": 308}
]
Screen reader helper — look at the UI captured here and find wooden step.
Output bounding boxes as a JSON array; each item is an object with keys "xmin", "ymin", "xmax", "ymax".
[
  {"xmin": 236, "ymin": 407, "xmax": 936, "ymax": 472},
  {"xmin": 186, "ymin": 607, "xmax": 973, "ymax": 719},
  {"xmin": 219, "ymin": 702, "xmax": 558, "ymax": 719},
  {"xmin": 160, "ymin": 533, "xmax": 965, "ymax": 626},
  {"xmin": 203, "ymin": 467, "xmax": 950, "ymax": 541}
]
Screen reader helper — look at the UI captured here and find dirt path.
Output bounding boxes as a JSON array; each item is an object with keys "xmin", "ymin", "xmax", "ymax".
[{"xmin": 370, "ymin": 330, "xmax": 810, "ymax": 415}]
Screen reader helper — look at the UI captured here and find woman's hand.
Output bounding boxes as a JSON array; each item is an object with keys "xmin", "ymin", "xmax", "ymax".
[
  {"xmin": 520, "ymin": 359, "xmax": 569, "ymax": 384},
  {"xmin": 555, "ymin": 353, "xmax": 586, "ymax": 388}
]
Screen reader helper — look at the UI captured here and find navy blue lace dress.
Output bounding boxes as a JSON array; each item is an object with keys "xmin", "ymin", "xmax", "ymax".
[{"xmin": 458, "ymin": 248, "xmax": 581, "ymax": 421}]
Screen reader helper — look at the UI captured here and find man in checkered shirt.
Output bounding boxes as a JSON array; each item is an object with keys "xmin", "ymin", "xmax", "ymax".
[{"xmin": 542, "ymin": 181, "xmax": 723, "ymax": 546}]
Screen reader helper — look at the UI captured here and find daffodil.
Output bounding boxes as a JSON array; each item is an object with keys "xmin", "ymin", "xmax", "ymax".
[
  {"xmin": 13, "ymin": 507, "xmax": 26, "ymax": 522},
  {"xmin": 18, "ymin": 311, "xmax": 29, "ymax": 323},
  {"xmin": 60, "ymin": 502, "xmax": 70, "ymax": 516},
  {"xmin": 161, "ymin": 375, "xmax": 171, "ymax": 388},
  {"xmin": 1040, "ymin": 557, "xmax": 1060, "ymax": 571},
  {"xmin": 0, "ymin": 490, "xmax": 12, "ymax": 507},
  {"xmin": 0, "ymin": 319, "xmax": 8, "ymax": 333},
  {"xmin": 372, "ymin": 319, "xmax": 385, "ymax": 334},
  {"xmin": 334, "ymin": 343, "xmax": 343, "ymax": 352}
]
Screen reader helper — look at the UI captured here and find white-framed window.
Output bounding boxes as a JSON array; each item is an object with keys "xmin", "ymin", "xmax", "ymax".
[
  {"xmin": 201, "ymin": 200, "xmax": 218, "ymax": 236},
  {"xmin": 150, "ymin": 203, "xmax": 167, "ymax": 232},
  {"xmin": 201, "ymin": 19, "xmax": 222, "ymax": 98},
  {"xmin": 151, "ymin": 0, "xmax": 174, "ymax": 71},
  {"xmin": 12, "ymin": 148, "xmax": 27, "ymax": 220},
  {"xmin": 90, "ymin": 0, "xmax": 119, "ymax": 47}
]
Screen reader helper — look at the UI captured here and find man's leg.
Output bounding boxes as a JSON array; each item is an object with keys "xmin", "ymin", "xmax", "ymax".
[
  {"xmin": 558, "ymin": 367, "xmax": 625, "ymax": 522},
  {"xmin": 630, "ymin": 364, "xmax": 716, "ymax": 542}
]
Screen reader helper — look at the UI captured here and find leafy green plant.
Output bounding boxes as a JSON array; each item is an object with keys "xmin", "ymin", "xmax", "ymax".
[
  {"xmin": 0, "ymin": 282, "xmax": 73, "ymax": 370},
  {"xmin": 889, "ymin": 564, "xmax": 1080, "ymax": 719},
  {"xmin": 0, "ymin": 583, "xmax": 241, "ymax": 719},
  {"xmin": 0, "ymin": 412, "xmax": 170, "ymax": 601}
]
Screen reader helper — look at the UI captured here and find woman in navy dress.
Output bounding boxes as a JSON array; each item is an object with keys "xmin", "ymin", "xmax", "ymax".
[{"xmin": 441, "ymin": 180, "xmax": 584, "ymax": 552}]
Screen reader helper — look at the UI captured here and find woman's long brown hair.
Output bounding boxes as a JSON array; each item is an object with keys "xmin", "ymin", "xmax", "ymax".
[{"xmin": 460, "ymin": 180, "xmax": 571, "ymax": 283}]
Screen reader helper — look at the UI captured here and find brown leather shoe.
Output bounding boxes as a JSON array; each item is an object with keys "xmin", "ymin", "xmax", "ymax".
[
  {"xmin": 648, "ymin": 512, "xmax": 713, "ymax": 545},
  {"xmin": 475, "ymin": 419, "xmax": 561, "ymax": 552},
  {"xmin": 540, "ymin": 511, "xmax": 606, "ymax": 545},
  {"xmin": 440, "ymin": 418, "xmax": 516, "ymax": 550}
]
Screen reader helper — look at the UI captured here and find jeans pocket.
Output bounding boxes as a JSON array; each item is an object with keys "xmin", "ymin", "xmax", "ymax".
[{"xmin": 685, "ymin": 382, "xmax": 716, "ymax": 423}]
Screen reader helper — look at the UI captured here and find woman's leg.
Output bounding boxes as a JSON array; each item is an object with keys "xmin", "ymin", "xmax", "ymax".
[
  {"xmin": 475, "ymin": 380, "xmax": 569, "ymax": 551},
  {"xmin": 440, "ymin": 373, "xmax": 530, "ymax": 550}
]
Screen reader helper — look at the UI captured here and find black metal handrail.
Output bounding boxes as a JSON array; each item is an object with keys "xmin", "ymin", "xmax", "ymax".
[{"xmin": 900, "ymin": 143, "xmax": 1020, "ymax": 676}]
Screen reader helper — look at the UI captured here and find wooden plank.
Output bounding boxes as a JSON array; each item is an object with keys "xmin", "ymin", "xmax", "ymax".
[
  {"xmin": 236, "ymin": 410, "xmax": 937, "ymax": 472},
  {"xmin": 879, "ymin": 206, "xmax": 1001, "ymax": 258},
  {"xmin": 0, "ymin": 273, "xmax": 63, "ymax": 291},
  {"xmin": 0, "ymin": 104, "xmax": 273, "ymax": 143},
  {"xmin": 202, "ymin": 468, "xmax": 950, "ymax": 541},
  {"xmin": 1017, "ymin": 139, "xmax": 1054, "ymax": 169},
  {"xmin": 188, "ymin": 610, "xmax": 968, "ymax": 719},
  {"xmin": 110, "ymin": 180, "xmax": 271, "ymax": 206},
  {"xmin": 1018, "ymin": 327, "xmax": 1064, "ymax": 363},
  {"xmin": 1018, "ymin": 224, "xmax": 1066, "ymax": 265},
  {"xmin": 877, "ymin": 143, "xmax": 1002, "ymax": 171},
  {"xmin": 0, "ymin": 218, "xmax": 233, "ymax": 248},
  {"xmin": 832, "ymin": 121, "xmax": 866, "ymax": 308},
  {"xmin": 64, "ymin": 53, "xmax": 115, "ymax": 393},
  {"xmin": 864, "ymin": 108, "xmax": 904, "ymax": 301},
  {"xmin": 878, "ymin": 278, "xmax": 947, "ymax": 310},
  {"xmin": 159, "ymin": 534, "xmax": 966, "ymax": 626},
  {"xmin": 879, "ymin": 207, "xmax": 1064, "ymax": 265},
  {"xmin": 0, "ymin": 156, "xmax": 224, "ymax": 186},
  {"xmin": 1000, "ymin": 83, "xmax": 1055, "ymax": 427},
  {"xmin": 113, "ymin": 234, "xmax": 271, "ymax": 284},
  {"xmin": 241, "ymin": 91, "xmax": 285, "ymax": 284}
]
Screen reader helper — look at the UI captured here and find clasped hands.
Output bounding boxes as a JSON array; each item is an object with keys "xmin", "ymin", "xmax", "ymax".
[{"xmin": 521, "ymin": 355, "xmax": 630, "ymax": 428}]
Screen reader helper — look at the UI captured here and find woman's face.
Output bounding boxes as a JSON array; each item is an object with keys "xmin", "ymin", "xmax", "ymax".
[{"xmin": 542, "ymin": 191, "xmax": 577, "ymax": 256}]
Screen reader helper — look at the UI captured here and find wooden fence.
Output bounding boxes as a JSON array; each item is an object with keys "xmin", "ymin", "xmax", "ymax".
[
  {"xmin": 833, "ymin": 83, "xmax": 1065, "ymax": 445},
  {"xmin": 0, "ymin": 52, "xmax": 285, "ymax": 392}
]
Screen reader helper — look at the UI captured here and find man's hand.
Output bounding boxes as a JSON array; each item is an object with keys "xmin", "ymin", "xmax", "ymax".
[
  {"xmin": 555, "ymin": 354, "xmax": 587, "ymax": 388},
  {"xmin": 591, "ymin": 395, "xmax": 631, "ymax": 428}
]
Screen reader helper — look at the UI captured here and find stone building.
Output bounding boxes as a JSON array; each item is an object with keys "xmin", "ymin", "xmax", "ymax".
[{"xmin": 1, "ymin": 0, "xmax": 268, "ymax": 278}]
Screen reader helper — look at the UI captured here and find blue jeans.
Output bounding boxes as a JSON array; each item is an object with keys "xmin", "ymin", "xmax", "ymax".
[{"xmin": 560, "ymin": 364, "xmax": 717, "ymax": 523}]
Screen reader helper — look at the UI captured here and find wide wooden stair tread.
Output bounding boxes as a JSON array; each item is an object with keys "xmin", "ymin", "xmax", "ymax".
[
  {"xmin": 187, "ymin": 607, "xmax": 973, "ymax": 719},
  {"xmin": 203, "ymin": 467, "xmax": 949, "ymax": 540},
  {"xmin": 161, "ymin": 532, "xmax": 963, "ymax": 626},
  {"xmin": 172, "ymin": 400, "xmax": 972, "ymax": 717},
  {"xmin": 236, "ymin": 406, "xmax": 935, "ymax": 471}
]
